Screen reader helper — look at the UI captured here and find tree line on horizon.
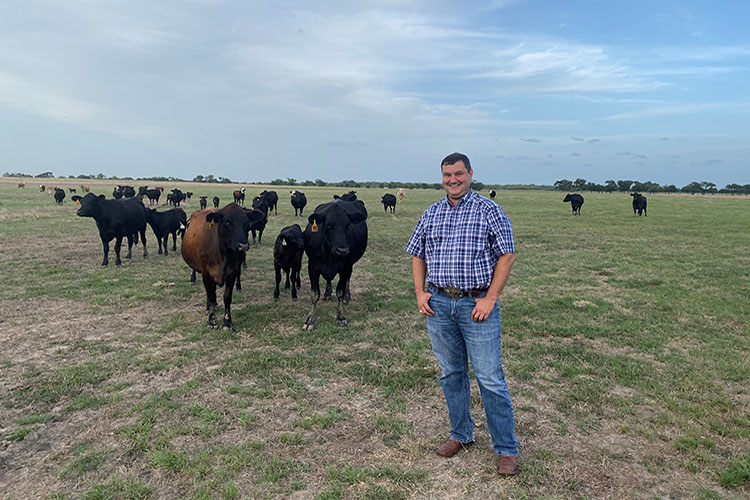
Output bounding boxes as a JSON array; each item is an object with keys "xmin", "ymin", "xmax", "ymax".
[
  {"xmin": 554, "ymin": 178, "xmax": 750, "ymax": 195},
  {"xmin": 4, "ymin": 171, "xmax": 747, "ymax": 194}
]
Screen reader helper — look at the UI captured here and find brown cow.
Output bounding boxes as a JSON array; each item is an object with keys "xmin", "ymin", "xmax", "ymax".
[
  {"xmin": 80, "ymin": 185, "xmax": 90, "ymax": 193},
  {"xmin": 397, "ymin": 188, "xmax": 405, "ymax": 202},
  {"xmin": 39, "ymin": 184, "xmax": 46, "ymax": 192},
  {"xmin": 17, "ymin": 182, "xmax": 25, "ymax": 188},
  {"xmin": 181, "ymin": 203, "xmax": 266, "ymax": 330},
  {"xmin": 233, "ymin": 187, "xmax": 246, "ymax": 205}
]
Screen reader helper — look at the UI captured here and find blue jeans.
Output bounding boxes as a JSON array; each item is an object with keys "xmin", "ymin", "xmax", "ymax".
[{"xmin": 426, "ymin": 284, "xmax": 518, "ymax": 456}]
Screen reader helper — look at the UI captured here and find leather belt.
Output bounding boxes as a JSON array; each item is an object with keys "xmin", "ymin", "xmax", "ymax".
[{"xmin": 429, "ymin": 283, "xmax": 487, "ymax": 299}]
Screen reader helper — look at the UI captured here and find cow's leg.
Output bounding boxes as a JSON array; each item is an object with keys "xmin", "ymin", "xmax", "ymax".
[
  {"xmin": 202, "ymin": 273, "xmax": 218, "ymax": 328},
  {"xmin": 242, "ymin": 253, "xmax": 247, "ymax": 270},
  {"xmin": 336, "ymin": 268, "xmax": 353, "ymax": 327},
  {"xmin": 100, "ymin": 237, "xmax": 110, "ymax": 267},
  {"xmin": 323, "ymin": 280, "xmax": 333, "ymax": 301},
  {"xmin": 140, "ymin": 228, "xmax": 148, "ymax": 259},
  {"xmin": 190, "ymin": 269, "xmax": 196, "ymax": 285},
  {"xmin": 223, "ymin": 275, "xmax": 237, "ymax": 330},
  {"xmin": 291, "ymin": 266, "xmax": 298, "ymax": 301},
  {"xmin": 274, "ymin": 264, "xmax": 282, "ymax": 301},
  {"xmin": 114, "ymin": 236, "xmax": 124, "ymax": 267},
  {"xmin": 157, "ymin": 234, "xmax": 163, "ymax": 255},
  {"xmin": 163, "ymin": 235, "xmax": 169, "ymax": 256},
  {"xmin": 284, "ymin": 267, "xmax": 291, "ymax": 290},
  {"xmin": 125, "ymin": 234, "xmax": 134, "ymax": 259},
  {"xmin": 171, "ymin": 231, "xmax": 177, "ymax": 251},
  {"xmin": 303, "ymin": 270, "xmax": 321, "ymax": 330}
]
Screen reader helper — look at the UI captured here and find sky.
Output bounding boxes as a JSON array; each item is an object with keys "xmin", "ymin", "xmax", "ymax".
[{"xmin": 1, "ymin": 1, "xmax": 749, "ymax": 187}]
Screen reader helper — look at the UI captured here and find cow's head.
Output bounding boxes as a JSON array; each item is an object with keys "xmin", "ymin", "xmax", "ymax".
[
  {"xmin": 206, "ymin": 204, "xmax": 263, "ymax": 252},
  {"xmin": 280, "ymin": 224, "xmax": 304, "ymax": 249},
  {"xmin": 308, "ymin": 205, "xmax": 366, "ymax": 256},
  {"xmin": 76, "ymin": 193, "xmax": 105, "ymax": 217},
  {"xmin": 563, "ymin": 194, "xmax": 573, "ymax": 202}
]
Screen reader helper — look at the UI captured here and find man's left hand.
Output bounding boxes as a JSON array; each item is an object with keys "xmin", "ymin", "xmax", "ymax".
[{"xmin": 471, "ymin": 296, "xmax": 495, "ymax": 322}]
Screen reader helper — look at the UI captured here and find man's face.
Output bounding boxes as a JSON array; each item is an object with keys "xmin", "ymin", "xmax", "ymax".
[{"xmin": 442, "ymin": 161, "xmax": 473, "ymax": 202}]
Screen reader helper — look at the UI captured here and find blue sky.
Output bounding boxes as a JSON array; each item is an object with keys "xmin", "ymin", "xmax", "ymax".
[{"xmin": 2, "ymin": 0, "xmax": 749, "ymax": 186}]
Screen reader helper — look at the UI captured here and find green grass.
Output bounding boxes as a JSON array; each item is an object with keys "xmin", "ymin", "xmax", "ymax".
[{"xmin": 1, "ymin": 180, "xmax": 748, "ymax": 499}]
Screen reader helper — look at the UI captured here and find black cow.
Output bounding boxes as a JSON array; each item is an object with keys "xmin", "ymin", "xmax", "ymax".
[
  {"xmin": 53, "ymin": 188, "xmax": 65, "ymax": 205},
  {"xmin": 631, "ymin": 193, "xmax": 647, "ymax": 216},
  {"xmin": 185, "ymin": 192, "xmax": 193, "ymax": 200},
  {"xmin": 303, "ymin": 199, "xmax": 368, "ymax": 330},
  {"xmin": 122, "ymin": 185, "xmax": 136, "ymax": 198},
  {"xmin": 252, "ymin": 195, "xmax": 269, "ymax": 215},
  {"xmin": 212, "ymin": 196, "xmax": 220, "ymax": 208},
  {"xmin": 249, "ymin": 207, "xmax": 267, "ymax": 244},
  {"xmin": 75, "ymin": 193, "xmax": 148, "ymax": 267},
  {"xmin": 563, "ymin": 193, "xmax": 584, "ymax": 215},
  {"xmin": 140, "ymin": 188, "xmax": 161, "ymax": 205},
  {"xmin": 381, "ymin": 193, "xmax": 397, "ymax": 213},
  {"xmin": 489, "ymin": 190, "xmax": 496, "ymax": 199},
  {"xmin": 290, "ymin": 190, "xmax": 307, "ymax": 216},
  {"xmin": 112, "ymin": 186, "xmax": 123, "ymax": 199},
  {"xmin": 333, "ymin": 191, "xmax": 357, "ymax": 201},
  {"xmin": 181, "ymin": 204, "xmax": 266, "ymax": 330},
  {"xmin": 145, "ymin": 208, "xmax": 187, "ymax": 255},
  {"xmin": 199, "ymin": 196, "xmax": 208, "ymax": 209},
  {"xmin": 169, "ymin": 189, "xmax": 185, "ymax": 207},
  {"xmin": 259, "ymin": 190, "xmax": 278, "ymax": 215},
  {"xmin": 273, "ymin": 224, "xmax": 304, "ymax": 301}
]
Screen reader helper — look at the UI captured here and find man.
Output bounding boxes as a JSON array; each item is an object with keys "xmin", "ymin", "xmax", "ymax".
[{"xmin": 405, "ymin": 152, "xmax": 519, "ymax": 476}]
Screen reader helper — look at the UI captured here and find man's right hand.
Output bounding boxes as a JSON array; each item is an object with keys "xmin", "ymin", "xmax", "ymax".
[{"xmin": 416, "ymin": 290, "xmax": 435, "ymax": 316}]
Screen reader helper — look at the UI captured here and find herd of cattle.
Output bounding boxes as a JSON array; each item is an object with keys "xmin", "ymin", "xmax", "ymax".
[
  {"xmin": 58, "ymin": 186, "xmax": 397, "ymax": 330},
  {"xmin": 563, "ymin": 192, "xmax": 647, "ymax": 216},
  {"xmin": 19, "ymin": 181, "xmax": 647, "ymax": 330}
]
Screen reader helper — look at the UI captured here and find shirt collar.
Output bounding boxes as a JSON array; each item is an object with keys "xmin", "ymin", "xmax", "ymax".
[{"xmin": 443, "ymin": 188, "xmax": 475, "ymax": 208}]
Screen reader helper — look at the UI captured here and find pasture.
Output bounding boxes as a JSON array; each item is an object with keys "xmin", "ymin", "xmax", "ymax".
[{"xmin": 0, "ymin": 179, "xmax": 748, "ymax": 499}]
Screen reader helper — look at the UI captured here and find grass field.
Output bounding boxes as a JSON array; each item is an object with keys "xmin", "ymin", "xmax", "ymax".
[{"xmin": 0, "ymin": 178, "xmax": 748, "ymax": 500}]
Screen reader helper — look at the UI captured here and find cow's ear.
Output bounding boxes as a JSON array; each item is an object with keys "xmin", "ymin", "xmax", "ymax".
[
  {"xmin": 206, "ymin": 212, "xmax": 224, "ymax": 223},
  {"xmin": 308, "ymin": 214, "xmax": 324, "ymax": 225},
  {"xmin": 348, "ymin": 211, "xmax": 367, "ymax": 224},
  {"xmin": 246, "ymin": 209, "xmax": 265, "ymax": 224}
]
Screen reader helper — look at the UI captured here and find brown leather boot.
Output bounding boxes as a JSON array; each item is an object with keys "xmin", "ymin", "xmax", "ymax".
[
  {"xmin": 496, "ymin": 455, "xmax": 519, "ymax": 475},
  {"xmin": 435, "ymin": 439, "xmax": 475, "ymax": 457}
]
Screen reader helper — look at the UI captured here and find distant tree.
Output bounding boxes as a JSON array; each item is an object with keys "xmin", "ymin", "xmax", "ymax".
[
  {"xmin": 554, "ymin": 179, "xmax": 573, "ymax": 191},
  {"xmin": 3, "ymin": 172, "xmax": 32, "ymax": 177},
  {"xmin": 35, "ymin": 171, "xmax": 54, "ymax": 178},
  {"xmin": 300, "ymin": 180, "xmax": 315, "ymax": 186},
  {"xmin": 96, "ymin": 173, "xmax": 106, "ymax": 179},
  {"xmin": 269, "ymin": 178, "xmax": 285, "ymax": 185},
  {"xmin": 700, "ymin": 181, "xmax": 717, "ymax": 193},
  {"xmin": 573, "ymin": 178, "xmax": 587, "ymax": 191},
  {"xmin": 604, "ymin": 180, "xmax": 617, "ymax": 193},
  {"xmin": 193, "ymin": 175, "xmax": 205, "ymax": 182},
  {"xmin": 584, "ymin": 182, "xmax": 603, "ymax": 192},
  {"xmin": 616, "ymin": 180, "xmax": 633, "ymax": 192},
  {"xmin": 286, "ymin": 178, "xmax": 297, "ymax": 185},
  {"xmin": 681, "ymin": 181, "xmax": 703, "ymax": 194},
  {"xmin": 471, "ymin": 181, "xmax": 485, "ymax": 191},
  {"xmin": 662, "ymin": 184, "xmax": 678, "ymax": 193},
  {"xmin": 314, "ymin": 178, "xmax": 326, "ymax": 186}
]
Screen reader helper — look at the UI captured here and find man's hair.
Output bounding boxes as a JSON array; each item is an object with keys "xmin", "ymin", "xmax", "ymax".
[{"xmin": 441, "ymin": 152, "xmax": 472, "ymax": 172}]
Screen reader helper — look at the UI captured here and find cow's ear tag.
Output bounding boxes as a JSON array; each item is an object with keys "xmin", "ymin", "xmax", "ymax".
[
  {"xmin": 209, "ymin": 221, "xmax": 215, "ymax": 229},
  {"xmin": 75, "ymin": 200, "xmax": 80, "ymax": 206},
  {"xmin": 311, "ymin": 221, "xmax": 318, "ymax": 232}
]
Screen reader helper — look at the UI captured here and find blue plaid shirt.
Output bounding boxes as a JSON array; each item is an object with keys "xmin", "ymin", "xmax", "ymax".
[{"xmin": 405, "ymin": 189, "xmax": 514, "ymax": 291}]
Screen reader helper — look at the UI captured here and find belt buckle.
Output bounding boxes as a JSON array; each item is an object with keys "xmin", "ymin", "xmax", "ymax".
[{"xmin": 442, "ymin": 287, "xmax": 464, "ymax": 299}]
